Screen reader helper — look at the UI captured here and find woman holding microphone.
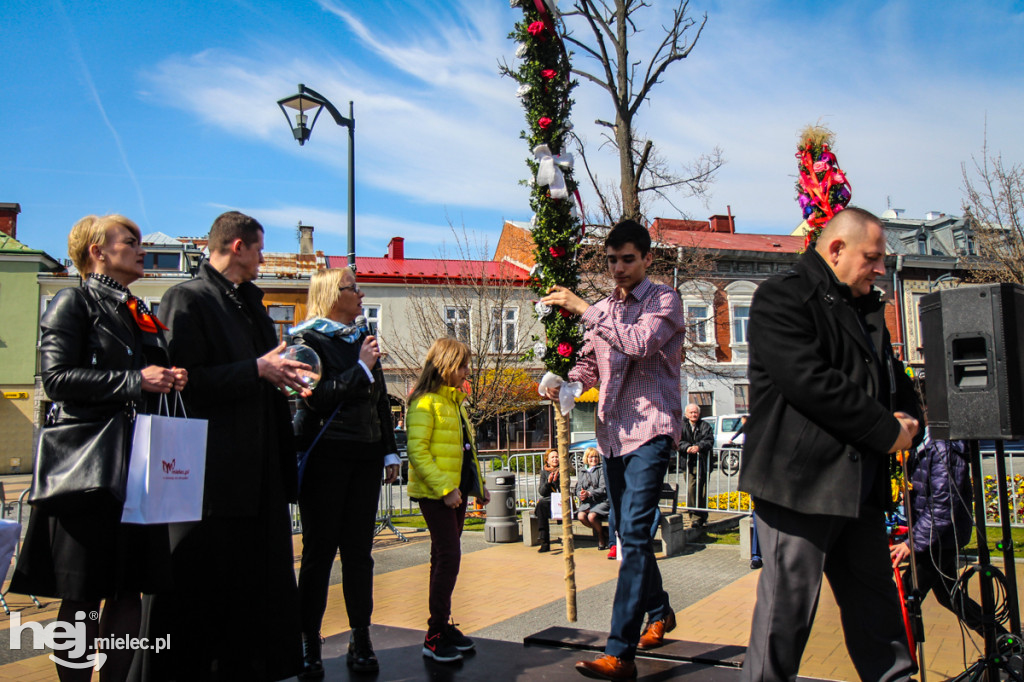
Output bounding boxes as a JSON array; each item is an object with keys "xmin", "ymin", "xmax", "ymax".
[{"xmin": 290, "ymin": 268, "xmax": 399, "ymax": 678}]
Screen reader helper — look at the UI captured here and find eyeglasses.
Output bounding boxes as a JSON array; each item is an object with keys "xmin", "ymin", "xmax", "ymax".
[{"xmin": 338, "ymin": 284, "xmax": 361, "ymax": 294}]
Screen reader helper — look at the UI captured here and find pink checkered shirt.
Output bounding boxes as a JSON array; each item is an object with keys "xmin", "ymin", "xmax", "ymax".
[{"xmin": 569, "ymin": 277, "xmax": 685, "ymax": 457}]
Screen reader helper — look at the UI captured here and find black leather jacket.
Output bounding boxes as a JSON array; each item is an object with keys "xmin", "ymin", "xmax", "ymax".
[
  {"xmin": 292, "ymin": 328, "xmax": 397, "ymax": 454},
  {"xmin": 40, "ymin": 277, "xmax": 168, "ymax": 424}
]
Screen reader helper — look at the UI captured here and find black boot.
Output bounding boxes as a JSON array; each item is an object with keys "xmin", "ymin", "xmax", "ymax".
[
  {"xmin": 348, "ymin": 626, "xmax": 380, "ymax": 673},
  {"xmin": 300, "ymin": 632, "xmax": 325, "ymax": 680}
]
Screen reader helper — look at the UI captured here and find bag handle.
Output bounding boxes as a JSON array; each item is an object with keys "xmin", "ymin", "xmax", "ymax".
[{"xmin": 156, "ymin": 391, "xmax": 189, "ymax": 419}]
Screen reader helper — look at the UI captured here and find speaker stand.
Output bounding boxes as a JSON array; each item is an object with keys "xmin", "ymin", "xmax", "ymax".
[{"xmin": 948, "ymin": 440, "xmax": 1022, "ymax": 681}]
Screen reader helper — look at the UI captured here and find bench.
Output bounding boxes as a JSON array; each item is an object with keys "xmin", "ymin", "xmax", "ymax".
[{"xmin": 521, "ymin": 482, "xmax": 686, "ymax": 558}]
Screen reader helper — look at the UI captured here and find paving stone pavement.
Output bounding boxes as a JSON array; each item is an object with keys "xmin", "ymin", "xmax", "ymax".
[{"xmin": 473, "ymin": 542, "xmax": 749, "ymax": 644}]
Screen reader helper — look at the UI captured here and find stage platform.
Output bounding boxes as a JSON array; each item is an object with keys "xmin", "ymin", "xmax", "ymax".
[{"xmin": 308, "ymin": 625, "xmax": 835, "ymax": 681}]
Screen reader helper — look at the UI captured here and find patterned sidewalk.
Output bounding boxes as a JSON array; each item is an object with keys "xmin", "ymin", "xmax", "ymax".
[{"xmin": 0, "ymin": 515, "xmax": 1020, "ymax": 679}]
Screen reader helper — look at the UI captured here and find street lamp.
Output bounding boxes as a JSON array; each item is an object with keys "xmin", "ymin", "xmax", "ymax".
[{"xmin": 277, "ymin": 83, "xmax": 356, "ymax": 270}]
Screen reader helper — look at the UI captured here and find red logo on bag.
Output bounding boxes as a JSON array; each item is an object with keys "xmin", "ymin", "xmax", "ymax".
[{"xmin": 161, "ymin": 459, "xmax": 190, "ymax": 478}]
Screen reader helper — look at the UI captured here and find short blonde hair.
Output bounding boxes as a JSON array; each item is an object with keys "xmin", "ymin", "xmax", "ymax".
[
  {"xmin": 305, "ymin": 268, "xmax": 351, "ymax": 320},
  {"xmin": 409, "ymin": 338, "xmax": 471, "ymax": 403},
  {"xmin": 67, "ymin": 214, "xmax": 141, "ymax": 275},
  {"xmin": 583, "ymin": 446, "xmax": 599, "ymax": 463}
]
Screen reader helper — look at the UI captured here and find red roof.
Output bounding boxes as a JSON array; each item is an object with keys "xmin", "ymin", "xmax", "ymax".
[
  {"xmin": 327, "ymin": 256, "xmax": 531, "ymax": 285},
  {"xmin": 659, "ymin": 230, "xmax": 803, "ymax": 253}
]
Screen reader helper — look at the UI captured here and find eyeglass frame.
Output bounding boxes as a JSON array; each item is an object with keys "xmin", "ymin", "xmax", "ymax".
[{"xmin": 338, "ymin": 284, "xmax": 362, "ymax": 294}]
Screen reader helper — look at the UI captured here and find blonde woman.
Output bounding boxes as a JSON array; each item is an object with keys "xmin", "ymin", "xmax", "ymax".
[
  {"xmin": 576, "ymin": 447, "xmax": 610, "ymax": 549},
  {"xmin": 290, "ymin": 268, "xmax": 400, "ymax": 677},
  {"xmin": 407, "ymin": 338, "xmax": 489, "ymax": 663},
  {"xmin": 12, "ymin": 215, "xmax": 186, "ymax": 681}
]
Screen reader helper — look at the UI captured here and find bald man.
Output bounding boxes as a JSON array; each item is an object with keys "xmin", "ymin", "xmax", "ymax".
[{"xmin": 738, "ymin": 207, "xmax": 923, "ymax": 681}]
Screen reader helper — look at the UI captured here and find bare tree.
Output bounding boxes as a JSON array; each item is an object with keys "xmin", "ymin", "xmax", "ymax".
[
  {"xmin": 560, "ymin": 0, "xmax": 724, "ymax": 224},
  {"xmin": 381, "ymin": 227, "xmax": 544, "ymax": 429},
  {"xmin": 961, "ymin": 135, "xmax": 1024, "ymax": 284}
]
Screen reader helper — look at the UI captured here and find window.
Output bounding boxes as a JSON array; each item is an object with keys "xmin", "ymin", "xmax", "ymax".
[
  {"xmin": 144, "ymin": 252, "xmax": 181, "ymax": 271},
  {"xmin": 145, "ymin": 298, "xmax": 161, "ymax": 320},
  {"xmin": 734, "ymin": 384, "xmax": 749, "ymax": 413},
  {"xmin": 724, "ymin": 280, "xmax": 756, "ymax": 353},
  {"xmin": 688, "ymin": 391, "xmax": 714, "ymax": 419},
  {"xmin": 266, "ymin": 305, "xmax": 295, "ymax": 342},
  {"xmin": 445, "ymin": 306, "xmax": 470, "ymax": 343},
  {"xmin": 685, "ymin": 304, "xmax": 711, "ymax": 344},
  {"xmin": 362, "ymin": 304, "xmax": 381, "ymax": 335},
  {"xmin": 731, "ymin": 306, "xmax": 750, "ymax": 344},
  {"xmin": 491, "ymin": 307, "xmax": 517, "ymax": 353},
  {"xmin": 917, "ymin": 233, "xmax": 928, "ymax": 255}
]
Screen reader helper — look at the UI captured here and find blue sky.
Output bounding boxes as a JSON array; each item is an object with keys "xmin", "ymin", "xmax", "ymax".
[{"xmin": 3, "ymin": 0, "xmax": 1023, "ymax": 263}]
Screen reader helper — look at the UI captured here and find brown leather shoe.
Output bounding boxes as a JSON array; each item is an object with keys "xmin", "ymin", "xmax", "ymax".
[
  {"xmin": 575, "ymin": 655, "xmax": 637, "ymax": 681},
  {"xmin": 637, "ymin": 610, "xmax": 676, "ymax": 650}
]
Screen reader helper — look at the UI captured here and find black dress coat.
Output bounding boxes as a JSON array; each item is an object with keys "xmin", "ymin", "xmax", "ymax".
[
  {"xmin": 11, "ymin": 277, "xmax": 171, "ymax": 601},
  {"xmin": 738, "ymin": 249, "xmax": 923, "ymax": 518},
  {"xmin": 160, "ymin": 261, "xmax": 297, "ymax": 516},
  {"xmin": 139, "ymin": 262, "xmax": 302, "ymax": 681}
]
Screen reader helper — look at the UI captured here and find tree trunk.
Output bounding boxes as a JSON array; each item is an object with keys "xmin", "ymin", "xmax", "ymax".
[
  {"xmin": 614, "ymin": 0, "xmax": 639, "ymax": 222},
  {"xmin": 556, "ymin": 410, "xmax": 577, "ymax": 621}
]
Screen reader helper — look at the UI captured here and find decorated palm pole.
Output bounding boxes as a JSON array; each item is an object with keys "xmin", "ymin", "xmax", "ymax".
[
  {"xmin": 509, "ymin": 0, "xmax": 584, "ymax": 621},
  {"xmin": 795, "ymin": 125, "xmax": 853, "ymax": 249}
]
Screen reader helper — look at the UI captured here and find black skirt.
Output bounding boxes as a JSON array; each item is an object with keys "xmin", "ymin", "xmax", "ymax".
[{"xmin": 9, "ymin": 501, "xmax": 172, "ymax": 602}]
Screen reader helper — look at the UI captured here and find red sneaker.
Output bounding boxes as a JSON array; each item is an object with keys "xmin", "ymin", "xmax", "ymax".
[{"xmin": 607, "ymin": 545, "xmax": 617, "ymax": 560}]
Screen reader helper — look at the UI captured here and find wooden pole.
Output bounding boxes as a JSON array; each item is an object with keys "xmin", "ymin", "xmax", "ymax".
[{"xmin": 556, "ymin": 409, "xmax": 577, "ymax": 621}]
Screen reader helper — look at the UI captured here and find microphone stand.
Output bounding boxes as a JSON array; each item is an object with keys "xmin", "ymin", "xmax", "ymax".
[{"xmin": 900, "ymin": 449, "xmax": 928, "ymax": 679}]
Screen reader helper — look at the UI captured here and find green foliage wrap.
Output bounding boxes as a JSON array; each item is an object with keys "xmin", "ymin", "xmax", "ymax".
[{"xmin": 509, "ymin": 4, "xmax": 584, "ymax": 378}]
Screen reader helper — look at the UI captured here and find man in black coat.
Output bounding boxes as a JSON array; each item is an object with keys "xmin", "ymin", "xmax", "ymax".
[
  {"xmin": 738, "ymin": 207, "xmax": 922, "ymax": 682},
  {"xmin": 679, "ymin": 403, "xmax": 714, "ymax": 528},
  {"xmin": 143, "ymin": 212, "xmax": 313, "ymax": 681}
]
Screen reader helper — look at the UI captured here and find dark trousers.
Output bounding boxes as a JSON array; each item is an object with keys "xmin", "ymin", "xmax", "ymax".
[
  {"xmin": 297, "ymin": 439, "xmax": 384, "ymax": 633},
  {"xmin": 903, "ymin": 548, "xmax": 1004, "ymax": 638},
  {"xmin": 419, "ymin": 496, "xmax": 468, "ymax": 633},
  {"xmin": 535, "ymin": 498, "xmax": 552, "ymax": 543},
  {"xmin": 742, "ymin": 498, "xmax": 915, "ymax": 682},
  {"xmin": 686, "ymin": 454, "xmax": 709, "ymax": 524},
  {"xmin": 603, "ymin": 436, "xmax": 673, "ymax": 660}
]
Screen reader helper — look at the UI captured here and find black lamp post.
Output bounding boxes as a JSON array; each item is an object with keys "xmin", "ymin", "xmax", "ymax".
[{"xmin": 277, "ymin": 83, "xmax": 356, "ymax": 270}]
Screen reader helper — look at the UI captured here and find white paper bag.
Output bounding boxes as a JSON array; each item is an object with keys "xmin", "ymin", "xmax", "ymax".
[{"xmin": 121, "ymin": 393, "xmax": 207, "ymax": 524}]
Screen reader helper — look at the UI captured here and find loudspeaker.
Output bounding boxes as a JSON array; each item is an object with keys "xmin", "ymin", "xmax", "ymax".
[{"xmin": 920, "ymin": 283, "xmax": 1024, "ymax": 440}]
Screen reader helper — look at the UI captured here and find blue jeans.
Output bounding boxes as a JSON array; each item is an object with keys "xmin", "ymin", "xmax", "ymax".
[{"xmin": 602, "ymin": 435, "xmax": 673, "ymax": 659}]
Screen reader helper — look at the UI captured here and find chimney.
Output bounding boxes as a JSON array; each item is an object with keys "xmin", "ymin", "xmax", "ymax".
[
  {"xmin": 387, "ymin": 237, "xmax": 405, "ymax": 260},
  {"xmin": 708, "ymin": 213, "xmax": 735, "ymax": 234},
  {"xmin": 0, "ymin": 203, "xmax": 21, "ymax": 239},
  {"xmin": 297, "ymin": 222, "xmax": 314, "ymax": 255},
  {"xmin": 925, "ymin": 211, "xmax": 945, "ymax": 221}
]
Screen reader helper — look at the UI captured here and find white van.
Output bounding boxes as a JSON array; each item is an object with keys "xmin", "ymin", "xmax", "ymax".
[{"xmin": 702, "ymin": 414, "xmax": 746, "ymax": 450}]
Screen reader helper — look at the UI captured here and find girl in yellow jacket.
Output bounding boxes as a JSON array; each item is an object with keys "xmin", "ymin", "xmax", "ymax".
[{"xmin": 407, "ymin": 338, "xmax": 489, "ymax": 663}]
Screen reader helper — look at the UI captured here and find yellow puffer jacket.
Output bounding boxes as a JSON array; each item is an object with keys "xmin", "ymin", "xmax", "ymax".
[{"xmin": 407, "ymin": 386, "xmax": 486, "ymax": 500}]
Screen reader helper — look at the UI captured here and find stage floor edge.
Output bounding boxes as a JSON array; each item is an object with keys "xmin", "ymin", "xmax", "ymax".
[{"xmin": 301, "ymin": 625, "xmax": 837, "ymax": 681}]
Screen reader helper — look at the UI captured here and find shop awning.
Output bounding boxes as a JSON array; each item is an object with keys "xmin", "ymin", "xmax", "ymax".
[{"xmin": 576, "ymin": 387, "xmax": 599, "ymax": 403}]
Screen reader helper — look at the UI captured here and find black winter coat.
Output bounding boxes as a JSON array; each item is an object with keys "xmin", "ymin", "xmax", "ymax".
[
  {"xmin": 738, "ymin": 249, "xmax": 923, "ymax": 518},
  {"xmin": 680, "ymin": 419, "xmax": 715, "ymax": 469},
  {"xmin": 159, "ymin": 262, "xmax": 297, "ymax": 516},
  {"xmin": 291, "ymin": 328, "xmax": 397, "ymax": 454}
]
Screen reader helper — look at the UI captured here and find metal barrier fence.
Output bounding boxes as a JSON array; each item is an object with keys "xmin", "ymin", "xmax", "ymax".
[{"xmin": 286, "ymin": 445, "xmax": 1024, "ymax": 536}]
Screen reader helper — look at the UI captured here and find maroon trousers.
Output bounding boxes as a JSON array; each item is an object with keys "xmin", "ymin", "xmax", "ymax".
[{"xmin": 419, "ymin": 496, "xmax": 468, "ymax": 632}]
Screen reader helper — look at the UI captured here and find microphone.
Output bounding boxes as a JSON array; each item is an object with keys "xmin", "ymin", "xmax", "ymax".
[{"xmin": 354, "ymin": 314, "xmax": 369, "ymax": 336}]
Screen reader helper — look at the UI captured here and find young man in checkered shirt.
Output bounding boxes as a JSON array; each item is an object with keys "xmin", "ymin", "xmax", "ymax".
[{"xmin": 543, "ymin": 219, "xmax": 685, "ymax": 682}]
